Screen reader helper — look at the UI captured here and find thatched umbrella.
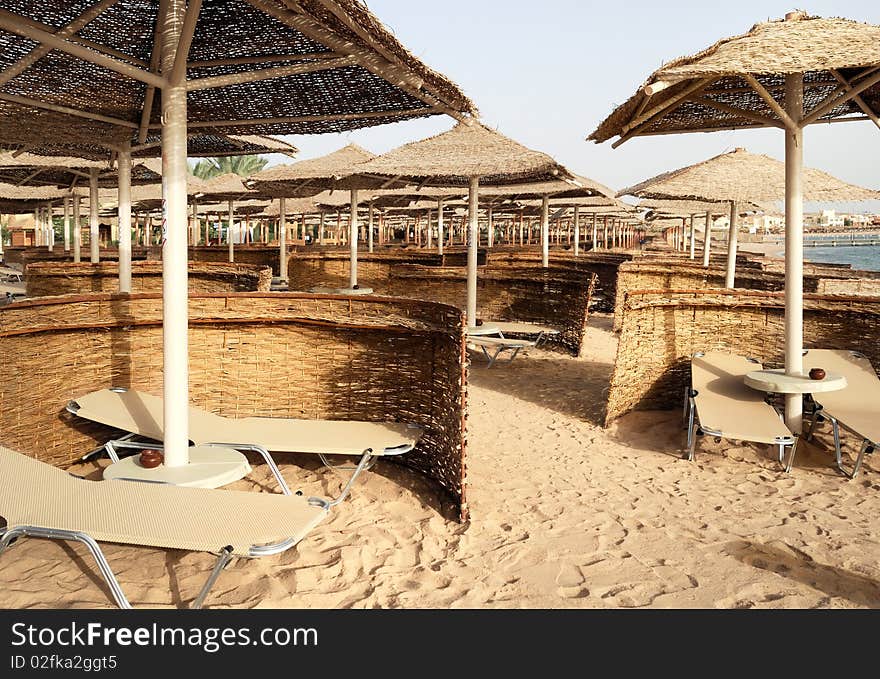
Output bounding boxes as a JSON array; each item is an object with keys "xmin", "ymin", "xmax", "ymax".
[
  {"xmin": 477, "ymin": 175, "xmax": 616, "ymax": 259},
  {"xmin": 0, "ymin": 182, "xmax": 71, "ymax": 255},
  {"xmin": 350, "ymin": 122, "xmax": 576, "ymax": 327},
  {"xmin": 620, "ymin": 148, "xmax": 879, "ymax": 280},
  {"xmin": 589, "ymin": 10, "xmax": 880, "ymax": 429},
  {"xmin": 0, "ymin": 0, "xmax": 475, "ymax": 486},
  {"xmin": 638, "ymin": 198, "xmax": 742, "ymax": 257},
  {"xmin": 0, "ymin": 152, "xmax": 164, "ymax": 263},
  {"xmin": 248, "ymin": 144, "xmax": 378, "ymax": 288}
]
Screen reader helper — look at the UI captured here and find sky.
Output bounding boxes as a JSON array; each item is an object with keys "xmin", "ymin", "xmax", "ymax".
[{"xmin": 267, "ymin": 1, "xmax": 880, "ymax": 212}]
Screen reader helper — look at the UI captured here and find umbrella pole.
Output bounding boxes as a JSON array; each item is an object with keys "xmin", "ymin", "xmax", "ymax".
[
  {"xmin": 437, "ymin": 199, "xmax": 444, "ymax": 256},
  {"xmin": 227, "ymin": 200, "xmax": 234, "ymax": 262},
  {"xmin": 89, "ymin": 168, "xmax": 99, "ymax": 262},
  {"xmin": 62, "ymin": 197, "xmax": 70, "ymax": 252},
  {"xmin": 689, "ymin": 214, "xmax": 696, "ymax": 259},
  {"xmin": 279, "ymin": 197, "xmax": 287, "ymax": 282},
  {"xmin": 368, "ymin": 201, "xmax": 374, "ymax": 254},
  {"xmin": 159, "ymin": 0, "xmax": 191, "ymax": 468},
  {"xmin": 540, "ymin": 194, "xmax": 549, "ymax": 267},
  {"xmin": 118, "ymin": 141, "xmax": 132, "ymax": 293},
  {"xmin": 349, "ymin": 189, "xmax": 358, "ymax": 289},
  {"xmin": 784, "ymin": 73, "xmax": 805, "ymax": 430},
  {"xmin": 724, "ymin": 201, "xmax": 738, "ymax": 288},
  {"xmin": 467, "ymin": 177, "xmax": 479, "ymax": 327},
  {"xmin": 72, "ymin": 196, "xmax": 81, "ymax": 262},
  {"xmin": 702, "ymin": 210, "xmax": 711, "ymax": 266},
  {"xmin": 319, "ymin": 211, "xmax": 325, "ymax": 245},
  {"xmin": 573, "ymin": 205, "xmax": 580, "ymax": 256}
]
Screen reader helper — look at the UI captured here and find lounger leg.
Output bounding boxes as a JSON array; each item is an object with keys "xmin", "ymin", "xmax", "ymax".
[
  {"xmin": 806, "ymin": 407, "xmax": 822, "ymax": 442},
  {"xmin": 507, "ymin": 347, "xmax": 522, "ymax": 363},
  {"xmin": 204, "ymin": 442, "xmax": 290, "ymax": 496},
  {"xmin": 192, "ymin": 547, "xmax": 234, "ymax": 610},
  {"xmin": 782, "ymin": 437, "xmax": 800, "ymax": 474},
  {"xmin": 0, "ymin": 526, "xmax": 131, "ymax": 609},
  {"xmin": 837, "ymin": 439, "xmax": 871, "ymax": 480},
  {"xmin": 831, "ymin": 417, "xmax": 843, "ymax": 468},
  {"xmin": 328, "ymin": 449, "xmax": 375, "ymax": 507}
]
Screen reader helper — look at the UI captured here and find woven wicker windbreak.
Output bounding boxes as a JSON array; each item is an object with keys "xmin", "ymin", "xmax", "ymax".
[
  {"xmin": 589, "ymin": 14, "xmax": 880, "ymax": 143},
  {"xmin": 606, "ymin": 288, "xmax": 880, "ymax": 425},
  {"xmin": 619, "ymin": 148, "xmax": 880, "ymax": 203},
  {"xmin": 0, "ymin": 292, "xmax": 469, "ymax": 521},
  {"xmin": 287, "ymin": 254, "xmax": 595, "ymax": 355},
  {"xmin": 0, "ymin": 1, "xmax": 475, "ymax": 158},
  {"xmin": 24, "ymin": 261, "xmax": 272, "ymax": 297}
]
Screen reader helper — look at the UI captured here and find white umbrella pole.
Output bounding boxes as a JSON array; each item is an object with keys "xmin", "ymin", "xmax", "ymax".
[
  {"xmin": 89, "ymin": 168, "xmax": 99, "ymax": 262},
  {"xmin": 118, "ymin": 141, "xmax": 132, "ymax": 293},
  {"xmin": 784, "ymin": 73, "xmax": 805, "ymax": 430},
  {"xmin": 227, "ymin": 200, "xmax": 234, "ymax": 262},
  {"xmin": 160, "ymin": 0, "xmax": 191, "ymax": 468},
  {"xmin": 349, "ymin": 189, "xmax": 358, "ymax": 289},
  {"xmin": 72, "ymin": 196, "xmax": 81, "ymax": 262},
  {"xmin": 689, "ymin": 214, "xmax": 696, "ymax": 259},
  {"xmin": 368, "ymin": 202, "xmax": 374, "ymax": 254},
  {"xmin": 724, "ymin": 201, "xmax": 738, "ymax": 288},
  {"xmin": 702, "ymin": 210, "xmax": 711, "ymax": 266},
  {"xmin": 487, "ymin": 206, "xmax": 494, "ymax": 249},
  {"xmin": 319, "ymin": 211, "xmax": 325, "ymax": 245},
  {"xmin": 62, "ymin": 198, "xmax": 70, "ymax": 252},
  {"xmin": 279, "ymin": 197, "xmax": 287, "ymax": 282},
  {"xmin": 591, "ymin": 213, "xmax": 597, "ymax": 251},
  {"xmin": 540, "ymin": 194, "xmax": 549, "ymax": 267},
  {"xmin": 437, "ymin": 199, "xmax": 444, "ymax": 256},
  {"xmin": 467, "ymin": 177, "xmax": 479, "ymax": 327},
  {"xmin": 46, "ymin": 205, "xmax": 54, "ymax": 252},
  {"xmin": 573, "ymin": 206, "xmax": 580, "ymax": 256}
]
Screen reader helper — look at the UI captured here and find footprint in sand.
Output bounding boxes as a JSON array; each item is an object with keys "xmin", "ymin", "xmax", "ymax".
[{"xmin": 555, "ymin": 563, "xmax": 590, "ymax": 599}]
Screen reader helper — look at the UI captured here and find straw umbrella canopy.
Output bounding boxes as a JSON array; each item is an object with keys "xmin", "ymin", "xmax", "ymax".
[
  {"xmin": 247, "ymin": 144, "xmax": 381, "ymax": 285},
  {"xmin": 619, "ymin": 147, "xmax": 880, "ymax": 279},
  {"xmin": 350, "ymin": 121, "xmax": 577, "ymax": 327},
  {"xmin": 589, "ymin": 10, "xmax": 880, "ymax": 430},
  {"xmin": 0, "ymin": 0, "xmax": 475, "ymax": 486}
]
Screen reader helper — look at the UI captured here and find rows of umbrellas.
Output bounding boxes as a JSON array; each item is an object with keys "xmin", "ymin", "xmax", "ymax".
[{"xmin": 0, "ymin": 5, "xmax": 878, "ymax": 484}]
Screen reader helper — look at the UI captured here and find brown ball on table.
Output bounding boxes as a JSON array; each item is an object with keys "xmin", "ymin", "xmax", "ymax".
[
  {"xmin": 139, "ymin": 450, "xmax": 164, "ymax": 469},
  {"xmin": 809, "ymin": 367, "xmax": 826, "ymax": 381}
]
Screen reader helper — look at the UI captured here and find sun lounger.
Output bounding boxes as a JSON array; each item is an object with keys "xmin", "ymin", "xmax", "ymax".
[
  {"xmin": 489, "ymin": 321, "xmax": 560, "ymax": 345},
  {"xmin": 684, "ymin": 351, "xmax": 798, "ymax": 467},
  {"xmin": 67, "ymin": 388, "xmax": 422, "ymax": 503},
  {"xmin": 0, "ymin": 445, "xmax": 329, "ymax": 609},
  {"xmin": 467, "ymin": 336, "xmax": 536, "ymax": 367},
  {"xmin": 803, "ymin": 349, "xmax": 878, "ymax": 477}
]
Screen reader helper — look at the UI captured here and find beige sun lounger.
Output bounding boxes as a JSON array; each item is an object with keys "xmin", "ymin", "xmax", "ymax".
[
  {"xmin": 684, "ymin": 351, "xmax": 798, "ymax": 467},
  {"xmin": 0, "ymin": 445, "xmax": 328, "ymax": 609},
  {"xmin": 467, "ymin": 336, "xmax": 536, "ymax": 367},
  {"xmin": 488, "ymin": 321, "xmax": 560, "ymax": 345},
  {"xmin": 803, "ymin": 349, "xmax": 878, "ymax": 477},
  {"xmin": 67, "ymin": 388, "xmax": 422, "ymax": 504}
]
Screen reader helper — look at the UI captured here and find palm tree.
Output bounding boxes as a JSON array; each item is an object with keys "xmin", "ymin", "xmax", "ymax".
[{"xmin": 190, "ymin": 155, "xmax": 269, "ymax": 179}]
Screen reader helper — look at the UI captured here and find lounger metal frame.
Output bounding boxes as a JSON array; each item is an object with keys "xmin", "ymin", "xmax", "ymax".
[
  {"xmin": 0, "ymin": 455, "xmax": 330, "ymax": 609},
  {"xmin": 806, "ymin": 407, "xmax": 875, "ymax": 478},
  {"xmin": 476, "ymin": 342, "xmax": 527, "ymax": 367},
  {"xmin": 683, "ymin": 353, "xmax": 799, "ymax": 471}
]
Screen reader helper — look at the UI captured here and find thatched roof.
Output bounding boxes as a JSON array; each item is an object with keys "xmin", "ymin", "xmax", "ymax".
[
  {"xmin": 247, "ymin": 144, "xmax": 377, "ymax": 196},
  {"xmin": 351, "ymin": 122, "xmax": 576, "ymax": 186},
  {"xmin": 0, "ymin": 1, "xmax": 475, "ymax": 159},
  {"xmin": 0, "ymin": 181, "xmax": 70, "ymax": 212},
  {"xmin": 478, "ymin": 174, "xmax": 616, "ymax": 201},
  {"xmin": 589, "ymin": 13, "xmax": 880, "ymax": 144},
  {"xmin": 0, "ymin": 152, "xmax": 163, "ymax": 188},
  {"xmin": 618, "ymin": 148, "xmax": 880, "ymax": 203},
  {"xmin": 191, "ymin": 173, "xmax": 267, "ymax": 202}
]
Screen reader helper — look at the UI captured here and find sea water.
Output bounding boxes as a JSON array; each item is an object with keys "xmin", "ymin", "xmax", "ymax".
[{"xmin": 805, "ymin": 245, "xmax": 880, "ymax": 272}]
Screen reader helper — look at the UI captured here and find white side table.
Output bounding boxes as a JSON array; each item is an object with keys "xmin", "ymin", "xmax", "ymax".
[{"xmin": 744, "ymin": 369, "xmax": 847, "ymax": 395}]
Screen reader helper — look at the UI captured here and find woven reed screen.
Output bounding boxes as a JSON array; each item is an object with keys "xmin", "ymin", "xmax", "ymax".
[
  {"xmin": 24, "ymin": 262, "xmax": 272, "ymax": 297},
  {"xmin": 0, "ymin": 293, "xmax": 469, "ymax": 521},
  {"xmin": 7, "ymin": 247, "xmax": 153, "ymax": 269},
  {"xmin": 189, "ymin": 246, "xmax": 282, "ymax": 276},
  {"xmin": 289, "ymin": 257, "xmax": 596, "ymax": 355},
  {"xmin": 606, "ymin": 289, "xmax": 880, "ymax": 426},
  {"xmin": 485, "ymin": 250, "xmax": 633, "ymax": 312}
]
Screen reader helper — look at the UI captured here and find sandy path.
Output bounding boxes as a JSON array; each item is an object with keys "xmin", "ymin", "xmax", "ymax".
[{"xmin": 1, "ymin": 314, "xmax": 878, "ymax": 609}]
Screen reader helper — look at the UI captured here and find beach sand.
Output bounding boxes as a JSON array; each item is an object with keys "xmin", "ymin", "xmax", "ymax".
[{"xmin": 1, "ymin": 313, "xmax": 878, "ymax": 609}]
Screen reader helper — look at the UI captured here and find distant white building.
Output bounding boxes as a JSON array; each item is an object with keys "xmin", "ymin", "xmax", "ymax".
[{"xmin": 820, "ymin": 209, "xmax": 846, "ymax": 228}]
